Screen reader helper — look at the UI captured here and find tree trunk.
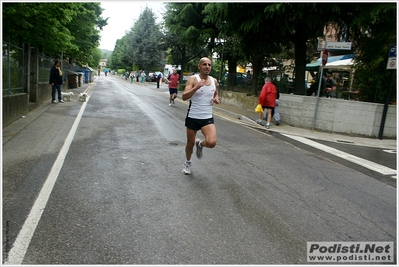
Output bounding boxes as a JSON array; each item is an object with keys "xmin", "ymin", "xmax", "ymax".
[
  {"xmin": 180, "ymin": 49, "xmax": 187, "ymax": 84},
  {"xmin": 227, "ymin": 58, "xmax": 237, "ymax": 90},
  {"xmin": 293, "ymin": 27, "xmax": 308, "ymax": 95},
  {"xmin": 251, "ymin": 54, "xmax": 264, "ymax": 96}
]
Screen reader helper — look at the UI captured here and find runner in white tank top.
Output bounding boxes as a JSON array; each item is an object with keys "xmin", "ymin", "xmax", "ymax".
[
  {"xmin": 186, "ymin": 74, "xmax": 215, "ymax": 119},
  {"xmin": 181, "ymin": 57, "xmax": 221, "ymax": 175}
]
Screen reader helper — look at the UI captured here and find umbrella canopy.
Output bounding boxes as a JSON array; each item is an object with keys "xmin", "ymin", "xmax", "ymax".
[
  {"xmin": 325, "ymin": 58, "xmax": 354, "ymax": 69},
  {"xmin": 306, "ymin": 54, "xmax": 354, "ymax": 71}
]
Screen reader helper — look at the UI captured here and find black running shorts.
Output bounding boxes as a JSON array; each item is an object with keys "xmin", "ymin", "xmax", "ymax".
[
  {"xmin": 185, "ymin": 117, "xmax": 214, "ymax": 131},
  {"xmin": 169, "ymin": 88, "xmax": 178, "ymax": 95}
]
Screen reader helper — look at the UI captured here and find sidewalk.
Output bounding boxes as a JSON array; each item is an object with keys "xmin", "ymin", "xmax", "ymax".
[
  {"xmin": 2, "ymin": 84, "xmax": 90, "ymax": 145},
  {"xmin": 212, "ymin": 102, "xmax": 397, "ymax": 150}
]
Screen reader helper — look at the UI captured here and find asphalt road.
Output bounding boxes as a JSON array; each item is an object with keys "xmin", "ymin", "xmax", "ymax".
[{"xmin": 2, "ymin": 75, "xmax": 396, "ymax": 264}]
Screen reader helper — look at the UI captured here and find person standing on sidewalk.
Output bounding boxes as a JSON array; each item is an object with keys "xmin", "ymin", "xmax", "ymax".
[
  {"xmin": 181, "ymin": 57, "xmax": 221, "ymax": 175},
  {"xmin": 129, "ymin": 72, "xmax": 135, "ymax": 83},
  {"xmin": 49, "ymin": 60, "xmax": 64, "ymax": 103},
  {"xmin": 256, "ymin": 77, "xmax": 277, "ymax": 129},
  {"xmin": 141, "ymin": 70, "xmax": 146, "ymax": 83},
  {"xmin": 263, "ymin": 87, "xmax": 281, "ymax": 126},
  {"xmin": 164, "ymin": 68, "xmax": 180, "ymax": 106},
  {"xmin": 156, "ymin": 70, "xmax": 163, "ymax": 88},
  {"xmin": 325, "ymin": 73, "xmax": 335, "ymax": 98},
  {"xmin": 274, "ymin": 88, "xmax": 281, "ymax": 125}
]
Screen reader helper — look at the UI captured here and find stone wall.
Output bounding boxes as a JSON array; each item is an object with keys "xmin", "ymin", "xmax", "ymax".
[{"xmin": 220, "ymin": 91, "xmax": 396, "ymax": 138}]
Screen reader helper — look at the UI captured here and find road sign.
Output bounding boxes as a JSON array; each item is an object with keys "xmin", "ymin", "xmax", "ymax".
[
  {"xmin": 326, "ymin": 42, "xmax": 352, "ymax": 50},
  {"xmin": 386, "ymin": 45, "xmax": 396, "ymax": 69},
  {"xmin": 322, "ymin": 49, "xmax": 328, "ymax": 66},
  {"xmin": 386, "ymin": 58, "xmax": 396, "ymax": 69},
  {"xmin": 317, "ymin": 39, "xmax": 325, "ymax": 51},
  {"xmin": 388, "ymin": 45, "xmax": 396, "ymax": 58}
]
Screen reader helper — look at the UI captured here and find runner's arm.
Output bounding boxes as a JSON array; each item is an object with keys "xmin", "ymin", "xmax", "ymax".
[{"xmin": 182, "ymin": 76, "xmax": 204, "ymax": 101}]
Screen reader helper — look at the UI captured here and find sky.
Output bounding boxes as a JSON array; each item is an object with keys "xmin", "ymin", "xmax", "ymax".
[{"xmin": 99, "ymin": 1, "xmax": 166, "ymax": 51}]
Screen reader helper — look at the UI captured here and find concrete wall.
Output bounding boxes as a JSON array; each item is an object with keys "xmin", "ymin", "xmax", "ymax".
[
  {"xmin": 220, "ymin": 91, "xmax": 397, "ymax": 138},
  {"xmin": 3, "ymin": 93, "xmax": 30, "ymax": 127}
]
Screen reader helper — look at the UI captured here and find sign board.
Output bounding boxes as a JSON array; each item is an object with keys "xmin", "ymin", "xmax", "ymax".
[
  {"xmin": 386, "ymin": 45, "xmax": 397, "ymax": 69},
  {"xmin": 326, "ymin": 42, "xmax": 352, "ymax": 50},
  {"xmin": 386, "ymin": 58, "xmax": 396, "ymax": 69},
  {"xmin": 322, "ymin": 49, "xmax": 328, "ymax": 66},
  {"xmin": 317, "ymin": 39, "xmax": 325, "ymax": 51},
  {"xmin": 388, "ymin": 45, "xmax": 396, "ymax": 58}
]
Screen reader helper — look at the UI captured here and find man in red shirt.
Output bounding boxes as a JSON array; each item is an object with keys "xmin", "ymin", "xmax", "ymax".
[{"xmin": 164, "ymin": 68, "xmax": 180, "ymax": 106}]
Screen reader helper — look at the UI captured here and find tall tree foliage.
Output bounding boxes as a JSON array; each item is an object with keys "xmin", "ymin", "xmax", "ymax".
[
  {"xmin": 205, "ymin": 2, "xmax": 286, "ymax": 94},
  {"xmin": 163, "ymin": 2, "xmax": 218, "ymax": 80},
  {"xmin": 264, "ymin": 3, "xmax": 340, "ymax": 95},
  {"xmin": 206, "ymin": 3, "xmax": 290, "ymax": 94},
  {"xmin": 2, "ymin": 2, "xmax": 107, "ymax": 67},
  {"xmin": 345, "ymin": 3, "xmax": 396, "ymax": 103},
  {"xmin": 127, "ymin": 7, "xmax": 165, "ymax": 71},
  {"xmin": 109, "ymin": 36, "xmax": 130, "ymax": 70}
]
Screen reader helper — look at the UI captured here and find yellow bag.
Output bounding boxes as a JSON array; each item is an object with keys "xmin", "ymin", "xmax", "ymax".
[{"xmin": 255, "ymin": 104, "xmax": 264, "ymax": 114}]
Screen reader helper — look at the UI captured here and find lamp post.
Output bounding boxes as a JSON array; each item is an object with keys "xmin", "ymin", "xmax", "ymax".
[{"xmin": 217, "ymin": 40, "xmax": 225, "ymax": 98}]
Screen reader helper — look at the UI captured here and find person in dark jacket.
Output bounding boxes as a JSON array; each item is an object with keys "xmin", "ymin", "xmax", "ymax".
[{"xmin": 49, "ymin": 60, "xmax": 64, "ymax": 103}]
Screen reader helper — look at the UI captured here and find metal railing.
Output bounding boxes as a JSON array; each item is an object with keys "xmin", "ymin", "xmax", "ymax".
[
  {"xmin": 2, "ymin": 41, "xmax": 24, "ymax": 95},
  {"xmin": 37, "ymin": 53, "xmax": 54, "ymax": 83}
]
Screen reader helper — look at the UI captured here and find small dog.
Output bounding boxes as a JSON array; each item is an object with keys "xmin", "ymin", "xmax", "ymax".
[
  {"xmin": 61, "ymin": 92, "xmax": 74, "ymax": 101},
  {"xmin": 78, "ymin": 92, "xmax": 88, "ymax": 102}
]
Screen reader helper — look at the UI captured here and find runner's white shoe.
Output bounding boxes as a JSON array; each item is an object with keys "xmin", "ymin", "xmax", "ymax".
[
  {"xmin": 195, "ymin": 138, "xmax": 203, "ymax": 159},
  {"xmin": 182, "ymin": 162, "xmax": 191, "ymax": 175}
]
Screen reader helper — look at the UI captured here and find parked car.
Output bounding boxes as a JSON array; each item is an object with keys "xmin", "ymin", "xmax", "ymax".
[
  {"xmin": 146, "ymin": 72, "xmax": 157, "ymax": 82},
  {"xmin": 224, "ymin": 72, "xmax": 247, "ymax": 86}
]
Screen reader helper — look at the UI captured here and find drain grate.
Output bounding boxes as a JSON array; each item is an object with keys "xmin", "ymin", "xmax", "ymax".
[
  {"xmin": 337, "ymin": 140, "xmax": 354, "ymax": 144},
  {"xmin": 166, "ymin": 141, "xmax": 185, "ymax": 146}
]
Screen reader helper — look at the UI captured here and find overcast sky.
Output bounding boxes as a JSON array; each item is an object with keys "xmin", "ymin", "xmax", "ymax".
[{"xmin": 99, "ymin": 1, "xmax": 166, "ymax": 51}]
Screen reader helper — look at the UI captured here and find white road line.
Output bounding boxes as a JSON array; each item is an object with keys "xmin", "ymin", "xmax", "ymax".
[
  {"xmin": 4, "ymin": 94, "xmax": 90, "ymax": 265},
  {"xmin": 282, "ymin": 133, "xmax": 397, "ymax": 177}
]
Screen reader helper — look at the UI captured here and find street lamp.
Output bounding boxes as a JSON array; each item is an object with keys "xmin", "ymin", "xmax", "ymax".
[{"xmin": 217, "ymin": 39, "xmax": 225, "ymax": 98}]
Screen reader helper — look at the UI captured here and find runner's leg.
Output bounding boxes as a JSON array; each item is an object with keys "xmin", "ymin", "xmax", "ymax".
[
  {"xmin": 185, "ymin": 128, "xmax": 197, "ymax": 161},
  {"xmin": 200, "ymin": 124, "xmax": 217, "ymax": 148}
]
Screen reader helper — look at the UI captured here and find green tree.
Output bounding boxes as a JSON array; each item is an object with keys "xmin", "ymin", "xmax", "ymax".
[
  {"xmin": 109, "ymin": 36, "xmax": 129, "ymax": 70},
  {"xmin": 204, "ymin": 3, "xmax": 285, "ymax": 94},
  {"xmin": 343, "ymin": 4, "xmax": 396, "ymax": 103},
  {"xmin": 163, "ymin": 2, "xmax": 218, "ymax": 81},
  {"xmin": 264, "ymin": 3, "xmax": 341, "ymax": 95},
  {"xmin": 3, "ymin": 2, "xmax": 107, "ymax": 67},
  {"xmin": 127, "ymin": 7, "xmax": 165, "ymax": 71}
]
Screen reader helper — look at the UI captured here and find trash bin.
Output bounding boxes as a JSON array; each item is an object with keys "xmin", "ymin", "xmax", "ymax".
[
  {"xmin": 86, "ymin": 67, "xmax": 94, "ymax": 82},
  {"xmin": 77, "ymin": 72, "xmax": 84, "ymax": 87},
  {"xmin": 68, "ymin": 73, "xmax": 78, "ymax": 89},
  {"xmin": 76, "ymin": 69, "xmax": 89, "ymax": 84},
  {"xmin": 76, "ymin": 67, "xmax": 95, "ymax": 83}
]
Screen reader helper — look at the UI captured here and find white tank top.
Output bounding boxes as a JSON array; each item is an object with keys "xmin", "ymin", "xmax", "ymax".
[{"xmin": 187, "ymin": 75, "xmax": 216, "ymax": 119}]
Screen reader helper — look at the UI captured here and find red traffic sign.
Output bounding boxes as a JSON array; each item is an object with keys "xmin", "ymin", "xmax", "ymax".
[{"xmin": 322, "ymin": 49, "xmax": 329, "ymax": 66}]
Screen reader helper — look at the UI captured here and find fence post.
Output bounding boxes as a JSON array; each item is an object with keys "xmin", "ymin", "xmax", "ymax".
[
  {"xmin": 30, "ymin": 47, "xmax": 39, "ymax": 102},
  {"xmin": 23, "ymin": 43, "xmax": 30, "ymax": 95}
]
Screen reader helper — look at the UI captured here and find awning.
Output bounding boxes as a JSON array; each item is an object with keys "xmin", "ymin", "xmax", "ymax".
[
  {"xmin": 325, "ymin": 58, "xmax": 354, "ymax": 69},
  {"xmin": 306, "ymin": 54, "xmax": 354, "ymax": 71}
]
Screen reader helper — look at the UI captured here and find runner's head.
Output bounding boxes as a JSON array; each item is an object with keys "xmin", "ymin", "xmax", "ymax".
[{"xmin": 198, "ymin": 57, "xmax": 212, "ymax": 76}]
